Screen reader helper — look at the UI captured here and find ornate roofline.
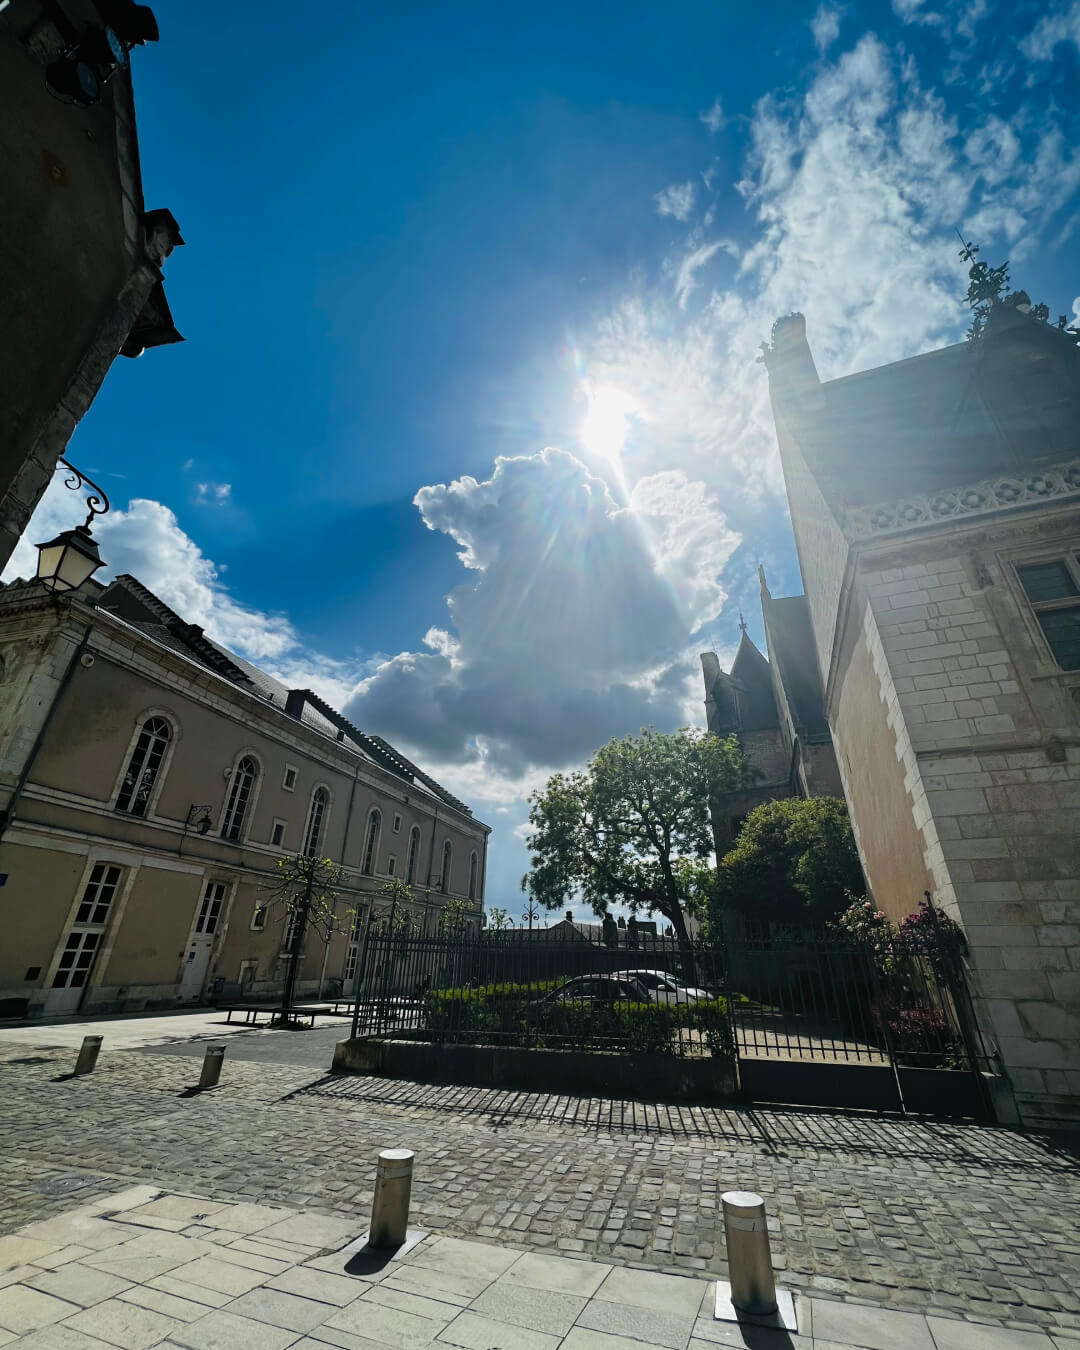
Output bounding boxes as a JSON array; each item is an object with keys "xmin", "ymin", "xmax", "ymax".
[{"xmin": 843, "ymin": 458, "xmax": 1080, "ymax": 539}]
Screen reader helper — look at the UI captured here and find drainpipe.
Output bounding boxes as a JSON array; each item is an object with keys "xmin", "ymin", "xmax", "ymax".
[
  {"xmin": 426, "ymin": 803, "xmax": 439, "ymax": 892},
  {"xmin": 0, "ymin": 621, "xmax": 92, "ymax": 839}
]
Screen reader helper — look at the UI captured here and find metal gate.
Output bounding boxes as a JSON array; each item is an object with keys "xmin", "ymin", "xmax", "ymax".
[{"xmin": 720, "ymin": 913, "xmax": 994, "ymax": 1118}]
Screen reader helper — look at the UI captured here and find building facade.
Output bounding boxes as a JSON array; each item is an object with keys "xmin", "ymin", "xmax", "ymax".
[
  {"xmin": 1, "ymin": 0, "xmax": 182, "ymax": 571},
  {"xmin": 764, "ymin": 301, "xmax": 1080, "ymax": 1128},
  {"xmin": 700, "ymin": 574, "xmax": 843, "ymax": 854},
  {"xmin": 0, "ymin": 573, "xmax": 489, "ymax": 1018}
]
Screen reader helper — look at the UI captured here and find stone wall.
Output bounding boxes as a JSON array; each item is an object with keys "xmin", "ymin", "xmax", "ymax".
[{"xmin": 850, "ymin": 512, "xmax": 1080, "ymax": 1128}]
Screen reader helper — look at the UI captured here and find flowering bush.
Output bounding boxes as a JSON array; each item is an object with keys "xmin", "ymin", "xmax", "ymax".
[
  {"xmin": 879, "ymin": 1006, "xmax": 960, "ymax": 1067},
  {"xmin": 830, "ymin": 895, "xmax": 894, "ymax": 966},
  {"xmin": 894, "ymin": 898, "xmax": 969, "ymax": 976}
]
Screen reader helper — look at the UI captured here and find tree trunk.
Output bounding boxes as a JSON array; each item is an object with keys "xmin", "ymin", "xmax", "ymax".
[
  {"xmin": 279, "ymin": 867, "xmax": 313, "ymax": 1026},
  {"xmin": 668, "ymin": 901, "xmax": 697, "ymax": 987}
]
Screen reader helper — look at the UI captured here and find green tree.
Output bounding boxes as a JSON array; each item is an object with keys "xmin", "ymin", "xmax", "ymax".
[
  {"xmin": 521, "ymin": 727, "xmax": 754, "ymax": 949},
  {"xmin": 486, "ymin": 907, "xmax": 511, "ymax": 931},
  {"xmin": 370, "ymin": 877, "xmax": 418, "ymax": 935},
  {"xmin": 439, "ymin": 896, "xmax": 473, "ymax": 935},
  {"xmin": 713, "ymin": 796, "xmax": 863, "ymax": 929},
  {"xmin": 262, "ymin": 853, "xmax": 345, "ymax": 1025}
]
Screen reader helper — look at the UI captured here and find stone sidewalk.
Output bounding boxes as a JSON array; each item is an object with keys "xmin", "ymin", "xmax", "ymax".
[
  {"xmin": 0, "ymin": 1032, "xmax": 1079, "ymax": 1343},
  {"xmin": 0, "ymin": 1183, "xmax": 1068, "ymax": 1349}
]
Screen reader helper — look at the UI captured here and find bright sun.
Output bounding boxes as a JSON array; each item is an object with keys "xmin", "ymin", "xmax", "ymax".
[{"xmin": 580, "ymin": 385, "xmax": 641, "ymax": 465}]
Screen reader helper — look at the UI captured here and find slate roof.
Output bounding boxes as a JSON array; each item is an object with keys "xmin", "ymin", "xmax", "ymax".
[
  {"xmin": 95, "ymin": 574, "xmax": 472, "ymax": 816},
  {"xmin": 728, "ymin": 631, "xmax": 780, "ymax": 731},
  {"xmin": 762, "ymin": 593, "xmax": 830, "ymax": 739},
  {"xmin": 790, "ymin": 304, "xmax": 1080, "ymax": 508}
]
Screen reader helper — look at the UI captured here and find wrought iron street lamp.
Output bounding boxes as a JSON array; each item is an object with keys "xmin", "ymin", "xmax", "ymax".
[{"xmin": 35, "ymin": 459, "xmax": 109, "ymax": 593}]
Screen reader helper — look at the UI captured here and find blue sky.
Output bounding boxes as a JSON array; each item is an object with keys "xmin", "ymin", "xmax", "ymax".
[{"xmin": 11, "ymin": 0, "xmax": 1080, "ymax": 913}]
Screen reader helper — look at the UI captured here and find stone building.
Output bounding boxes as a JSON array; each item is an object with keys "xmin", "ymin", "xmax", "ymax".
[
  {"xmin": 1, "ymin": 0, "xmax": 182, "ymax": 570},
  {"xmin": 0, "ymin": 571, "xmax": 489, "ymax": 1018},
  {"xmin": 764, "ymin": 301, "xmax": 1080, "ymax": 1128},
  {"xmin": 700, "ymin": 575, "xmax": 843, "ymax": 854}
]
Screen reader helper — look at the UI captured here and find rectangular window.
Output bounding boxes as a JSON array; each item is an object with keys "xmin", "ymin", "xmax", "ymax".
[
  {"xmin": 283, "ymin": 765, "xmax": 298, "ymax": 791},
  {"xmin": 270, "ymin": 819, "xmax": 287, "ymax": 848},
  {"xmin": 387, "ymin": 855, "xmax": 397, "ymax": 876},
  {"xmin": 1017, "ymin": 555, "xmax": 1080, "ymax": 671},
  {"xmin": 251, "ymin": 904, "xmax": 267, "ymax": 931},
  {"xmin": 392, "ymin": 813, "xmax": 402, "ymax": 833},
  {"xmin": 197, "ymin": 881, "xmax": 227, "ymax": 935},
  {"xmin": 75, "ymin": 864, "xmax": 122, "ymax": 926}
]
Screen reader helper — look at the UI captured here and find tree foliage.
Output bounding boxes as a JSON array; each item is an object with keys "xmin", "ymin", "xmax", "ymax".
[
  {"xmin": 261, "ymin": 852, "xmax": 345, "ymax": 1023},
  {"xmin": 713, "ymin": 796, "xmax": 863, "ymax": 928},
  {"xmin": 521, "ymin": 727, "xmax": 754, "ymax": 942}
]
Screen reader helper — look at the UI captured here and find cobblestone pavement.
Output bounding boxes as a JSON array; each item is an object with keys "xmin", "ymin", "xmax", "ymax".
[{"xmin": 0, "ymin": 1037, "xmax": 1079, "ymax": 1343}]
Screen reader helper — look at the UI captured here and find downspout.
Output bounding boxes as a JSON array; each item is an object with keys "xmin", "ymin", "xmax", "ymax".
[
  {"xmin": 320, "ymin": 757, "xmax": 360, "ymax": 997},
  {"xmin": 0, "ymin": 620, "xmax": 92, "ymax": 839}
]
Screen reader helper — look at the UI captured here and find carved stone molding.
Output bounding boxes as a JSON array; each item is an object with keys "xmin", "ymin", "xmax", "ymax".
[{"xmin": 844, "ymin": 460, "xmax": 1080, "ymax": 538}]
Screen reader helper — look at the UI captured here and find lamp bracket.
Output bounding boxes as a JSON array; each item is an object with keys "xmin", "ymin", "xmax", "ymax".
[{"xmin": 56, "ymin": 457, "xmax": 110, "ymax": 527}]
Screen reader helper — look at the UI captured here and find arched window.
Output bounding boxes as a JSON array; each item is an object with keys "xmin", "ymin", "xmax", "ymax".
[
  {"xmin": 406, "ymin": 826, "xmax": 421, "ymax": 884},
  {"xmin": 303, "ymin": 786, "xmax": 329, "ymax": 856},
  {"xmin": 362, "ymin": 809, "xmax": 381, "ymax": 875},
  {"xmin": 468, "ymin": 850, "xmax": 479, "ymax": 901},
  {"xmin": 221, "ymin": 756, "xmax": 257, "ymax": 841},
  {"xmin": 115, "ymin": 717, "xmax": 171, "ymax": 816},
  {"xmin": 440, "ymin": 839, "xmax": 452, "ymax": 894}
]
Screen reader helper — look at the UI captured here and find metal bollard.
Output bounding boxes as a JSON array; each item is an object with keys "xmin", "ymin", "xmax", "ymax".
[
  {"xmin": 369, "ymin": 1148, "xmax": 414, "ymax": 1250},
  {"xmin": 721, "ymin": 1190, "xmax": 777, "ymax": 1317},
  {"xmin": 73, "ymin": 1035, "xmax": 102, "ymax": 1077},
  {"xmin": 198, "ymin": 1044, "xmax": 226, "ymax": 1090}
]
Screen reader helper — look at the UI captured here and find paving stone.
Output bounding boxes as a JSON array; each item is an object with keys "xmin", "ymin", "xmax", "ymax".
[
  {"xmin": 148, "ymin": 1273, "xmax": 235, "ymax": 1308},
  {"xmin": 16, "ymin": 1213, "xmax": 129, "ymax": 1251},
  {"xmin": 323, "ymin": 1295, "xmax": 450, "ymax": 1347},
  {"xmin": 504, "ymin": 1250, "xmax": 612, "ymax": 1297},
  {"xmin": 25, "ymin": 1260, "xmax": 131, "ymax": 1306},
  {"xmin": 810, "ymin": 1297, "xmax": 935, "ymax": 1349},
  {"xmin": 380, "ymin": 1268, "xmax": 473, "ymax": 1308},
  {"xmin": 596, "ymin": 1264, "xmax": 707, "ymax": 1316},
  {"xmin": 166, "ymin": 1254, "xmax": 269, "ymax": 1297},
  {"xmin": 577, "ymin": 1294, "xmax": 696, "ymax": 1348},
  {"xmin": 409, "ymin": 1236, "xmax": 520, "ymax": 1283},
  {"xmin": 257, "ymin": 1214, "xmax": 361, "ymax": 1249},
  {"xmin": 62, "ymin": 1295, "xmax": 182, "ymax": 1348},
  {"xmin": 2, "ymin": 1328, "xmax": 114, "ymax": 1350},
  {"xmin": 116, "ymin": 1282, "xmax": 210, "ymax": 1322},
  {"xmin": 0, "ymin": 1284, "xmax": 80, "ymax": 1333},
  {"xmin": 469, "ymin": 1282, "xmax": 587, "ymax": 1337},
  {"xmin": 201, "ymin": 1202, "xmax": 293, "ymax": 1235},
  {"xmin": 436, "ymin": 1309, "xmax": 561, "ymax": 1349},
  {"xmin": 0, "ymin": 1237, "xmax": 57, "ymax": 1272},
  {"xmin": 928, "ymin": 1315, "xmax": 1056, "ymax": 1348},
  {"xmin": 169, "ymin": 1307, "xmax": 301, "ymax": 1350},
  {"xmin": 125, "ymin": 1196, "xmax": 226, "ymax": 1225},
  {"xmin": 564, "ymin": 1327, "xmax": 679, "ymax": 1350},
  {"xmin": 268, "ymin": 1264, "xmax": 372, "ymax": 1305},
  {"xmin": 27, "ymin": 1242, "xmax": 96, "ymax": 1269},
  {"xmin": 227, "ymin": 1285, "xmax": 336, "ymax": 1332}
]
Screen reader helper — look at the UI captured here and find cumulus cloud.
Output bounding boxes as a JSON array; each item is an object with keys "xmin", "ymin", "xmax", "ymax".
[
  {"xmin": 654, "ymin": 182, "xmax": 696, "ymax": 222},
  {"xmin": 1022, "ymin": 2, "xmax": 1080, "ymax": 60},
  {"xmin": 344, "ymin": 449, "xmax": 738, "ymax": 776}
]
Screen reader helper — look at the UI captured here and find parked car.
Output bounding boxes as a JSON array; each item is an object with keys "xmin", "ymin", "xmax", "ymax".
[
  {"xmin": 621, "ymin": 969, "xmax": 711, "ymax": 1004},
  {"xmin": 533, "ymin": 974, "xmax": 655, "ymax": 1008}
]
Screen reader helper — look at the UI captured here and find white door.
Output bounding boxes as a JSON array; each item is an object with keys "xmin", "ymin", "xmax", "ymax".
[
  {"xmin": 179, "ymin": 881, "xmax": 226, "ymax": 1001},
  {"xmin": 44, "ymin": 863, "xmax": 122, "ymax": 1015},
  {"xmin": 44, "ymin": 930, "xmax": 103, "ymax": 1014}
]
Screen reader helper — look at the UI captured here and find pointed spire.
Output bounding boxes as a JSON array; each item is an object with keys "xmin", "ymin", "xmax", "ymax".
[{"xmin": 738, "ymin": 610, "xmax": 747, "ymax": 636}]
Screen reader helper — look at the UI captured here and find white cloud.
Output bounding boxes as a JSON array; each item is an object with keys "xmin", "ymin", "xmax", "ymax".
[
  {"xmin": 700, "ymin": 99, "xmax": 726, "ymax": 134},
  {"xmin": 654, "ymin": 182, "xmax": 696, "ymax": 222},
  {"xmin": 673, "ymin": 239, "xmax": 738, "ymax": 310},
  {"xmin": 1022, "ymin": 2, "xmax": 1080, "ymax": 60},
  {"xmin": 196, "ymin": 481, "xmax": 231, "ymax": 504},
  {"xmin": 810, "ymin": 4, "xmax": 842, "ymax": 54}
]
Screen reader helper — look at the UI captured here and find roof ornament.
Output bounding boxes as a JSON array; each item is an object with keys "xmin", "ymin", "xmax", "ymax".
[
  {"xmin": 738, "ymin": 611, "xmax": 747, "ymax": 636},
  {"xmin": 957, "ymin": 229, "xmax": 1078, "ymax": 345}
]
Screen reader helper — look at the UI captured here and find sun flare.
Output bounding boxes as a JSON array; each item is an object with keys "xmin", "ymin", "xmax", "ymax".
[{"xmin": 580, "ymin": 385, "xmax": 643, "ymax": 465}]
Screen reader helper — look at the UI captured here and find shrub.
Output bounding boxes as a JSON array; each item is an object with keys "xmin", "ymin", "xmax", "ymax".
[{"xmin": 879, "ymin": 1006, "xmax": 961, "ymax": 1068}]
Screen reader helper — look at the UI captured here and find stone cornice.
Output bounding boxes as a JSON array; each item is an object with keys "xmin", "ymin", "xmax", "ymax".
[{"xmin": 843, "ymin": 459, "xmax": 1080, "ymax": 539}]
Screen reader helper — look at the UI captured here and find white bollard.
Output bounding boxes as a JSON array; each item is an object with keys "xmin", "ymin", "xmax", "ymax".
[
  {"xmin": 73, "ymin": 1035, "xmax": 102, "ymax": 1077},
  {"xmin": 721, "ymin": 1190, "xmax": 777, "ymax": 1316},
  {"xmin": 369, "ymin": 1149, "xmax": 414, "ymax": 1250}
]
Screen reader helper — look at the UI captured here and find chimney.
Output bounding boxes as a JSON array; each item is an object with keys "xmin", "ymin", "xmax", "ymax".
[
  {"xmin": 565, "ymin": 909, "xmax": 573, "ymax": 923},
  {"xmin": 285, "ymin": 689, "xmax": 307, "ymax": 720},
  {"xmin": 763, "ymin": 312, "xmax": 824, "ymax": 414}
]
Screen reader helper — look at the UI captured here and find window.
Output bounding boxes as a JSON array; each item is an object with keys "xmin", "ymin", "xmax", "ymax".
[
  {"xmin": 362, "ymin": 809, "xmax": 381, "ymax": 875},
  {"xmin": 52, "ymin": 931, "xmax": 102, "ymax": 991},
  {"xmin": 283, "ymin": 765, "xmax": 298, "ymax": 791},
  {"xmin": 270, "ymin": 819, "xmax": 287, "ymax": 848},
  {"xmin": 251, "ymin": 904, "xmax": 267, "ymax": 931},
  {"xmin": 115, "ymin": 717, "xmax": 171, "ymax": 816},
  {"xmin": 75, "ymin": 863, "xmax": 122, "ymax": 926},
  {"xmin": 221, "ymin": 756, "xmax": 257, "ymax": 841},
  {"xmin": 304, "ymin": 786, "xmax": 329, "ymax": 856},
  {"xmin": 196, "ymin": 881, "xmax": 226, "ymax": 935},
  {"xmin": 406, "ymin": 827, "xmax": 421, "ymax": 884},
  {"xmin": 392, "ymin": 813, "xmax": 402, "ymax": 833},
  {"xmin": 1017, "ymin": 557, "xmax": 1080, "ymax": 670},
  {"xmin": 440, "ymin": 840, "xmax": 452, "ymax": 894},
  {"xmin": 343, "ymin": 941, "xmax": 359, "ymax": 983},
  {"xmin": 468, "ymin": 851, "xmax": 478, "ymax": 902},
  {"xmin": 387, "ymin": 855, "xmax": 397, "ymax": 876}
]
